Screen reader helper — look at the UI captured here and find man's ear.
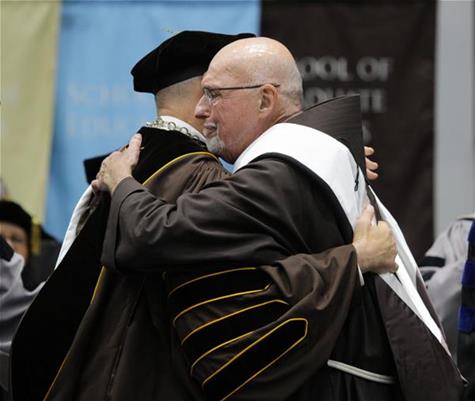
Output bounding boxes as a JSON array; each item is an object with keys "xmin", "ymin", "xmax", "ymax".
[{"xmin": 258, "ymin": 84, "xmax": 278, "ymax": 113}]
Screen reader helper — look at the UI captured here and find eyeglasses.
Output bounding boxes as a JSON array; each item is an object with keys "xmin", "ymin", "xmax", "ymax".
[{"xmin": 203, "ymin": 83, "xmax": 280, "ymax": 105}]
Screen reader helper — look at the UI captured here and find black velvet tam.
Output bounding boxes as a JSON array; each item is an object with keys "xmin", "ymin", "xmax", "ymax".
[{"xmin": 131, "ymin": 30, "xmax": 255, "ymax": 94}]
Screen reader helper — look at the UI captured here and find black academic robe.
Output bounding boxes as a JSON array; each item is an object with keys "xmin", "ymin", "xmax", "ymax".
[{"xmin": 101, "ymin": 154, "xmax": 403, "ymax": 401}]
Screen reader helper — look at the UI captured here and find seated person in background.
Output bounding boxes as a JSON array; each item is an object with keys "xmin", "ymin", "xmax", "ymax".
[
  {"xmin": 0, "ymin": 200, "xmax": 60, "ymax": 400},
  {"xmin": 0, "ymin": 236, "xmax": 41, "ymax": 401},
  {"xmin": 458, "ymin": 219, "xmax": 475, "ymax": 401},
  {"xmin": 419, "ymin": 213, "xmax": 475, "ymax": 360},
  {"xmin": 0, "ymin": 200, "xmax": 60, "ymax": 290}
]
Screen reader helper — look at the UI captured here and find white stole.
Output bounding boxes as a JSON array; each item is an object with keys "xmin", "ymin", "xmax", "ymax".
[{"xmin": 234, "ymin": 122, "xmax": 447, "ymax": 350}]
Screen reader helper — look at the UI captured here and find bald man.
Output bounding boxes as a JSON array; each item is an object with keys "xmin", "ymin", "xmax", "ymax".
[
  {"xmin": 93, "ymin": 36, "xmax": 395, "ymax": 400},
  {"xmin": 97, "ymin": 36, "xmax": 463, "ymax": 401}
]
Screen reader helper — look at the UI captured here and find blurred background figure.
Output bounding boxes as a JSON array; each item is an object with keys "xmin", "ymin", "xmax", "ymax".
[
  {"xmin": 0, "ymin": 200, "xmax": 60, "ymax": 290},
  {"xmin": 0, "ymin": 195, "xmax": 61, "ymax": 400},
  {"xmin": 419, "ymin": 214, "xmax": 474, "ymax": 360},
  {"xmin": 0, "ymin": 236, "xmax": 41, "ymax": 401},
  {"xmin": 458, "ymin": 219, "xmax": 475, "ymax": 401}
]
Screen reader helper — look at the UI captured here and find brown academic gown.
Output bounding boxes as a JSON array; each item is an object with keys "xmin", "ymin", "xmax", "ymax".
[
  {"xmin": 11, "ymin": 128, "xmax": 223, "ymax": 401},
  {"xmin": 11, "ymin": 128, "xmax": 360, "ymax": 401},
  {"xmin": 99, "ymin": 153, "xmax": 407, "ymax": 401}
]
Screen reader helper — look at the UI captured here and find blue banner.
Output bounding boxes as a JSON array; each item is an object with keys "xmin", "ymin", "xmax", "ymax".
[{"xmin": 45, "ymin": 1, "xmax": 260, "ymax": 240}]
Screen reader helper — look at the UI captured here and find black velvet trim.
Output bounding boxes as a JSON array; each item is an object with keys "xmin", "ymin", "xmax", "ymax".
[
  {"xmin": 419, "ymin": 255, "xmax": 446, "ymax": 267},
  {"xmin": 183, "ymin": 300, "xmax": 289, "ymax": 365},
  {"xmin": 83, "ymin": 127, "xmax": 206, "ymax": 184},
  {"xmin": 203, "ymin": 319, "xmax": 307, "ymax": 401},
  {"xmin": 167, "ymin": 269, "xmax": 269, "ymax": 322},
  {"xmin": 134, "ymin": 127, "xmax": 206, "ymax": 183}
]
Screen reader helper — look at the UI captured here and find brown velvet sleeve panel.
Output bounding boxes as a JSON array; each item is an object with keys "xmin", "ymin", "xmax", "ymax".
[
  {"xmin": 102, "ymin": 157, "xmax": 347, "ymax": 273},
  {"xmin": 261, "ymin": 246, "xmax": 360, "ymax": 377},
  {"xmin": 261, "ymin": 245, "xmax": 358, "ymax": 306},
  {"xmin": 186, "ymin": 246, "xmax": 360, "ymax": 401}
]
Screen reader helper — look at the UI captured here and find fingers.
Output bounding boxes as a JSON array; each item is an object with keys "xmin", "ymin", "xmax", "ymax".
[
  {"xmin": 91, "ymin": 179, "xmax": 99, "ymax": 193},
  {"xmin": 353, "ymin": 208, "xmax": 400, "ymax": 275},
  {"xmin": 364, "ymin": 146, "xmax": 375, "ymax": 157},
  {"xmin": 377, "ymin": 220, "xmax": 396, "ymax": 249},
  {"xmin": 379, "ymin": 221, "xmax": 398, "ymax": 272},
  {"xmin": 365, "ymin": 152, "xmax": 379, "ymax": 181},
  {"xmin": 91, "ymin": 134, "xmax": 141, "ymax": 195},
  {"xmin": 353, "ymin": 205, "xmax": 374, "ymax": 244},
  {"xmin": 129, "ymin": 133, "xmax": 142, "ymax": 152},
  {"xmin": 91, "ymin": 178, "xmax": 103, "ymax": 194},
  {"xmin": 129, "ymin": 133, "xmax": 142, "ymax": 147},
  {"xmin": 114, "ymin": 134, "xmax": 142, "ymax": 169},
  {"xmin": 366, "ymin": 169, "xmax": 379, "ymax": 181},
  {"xmin": 357, "ymin": 205, "xmax": 374, "ymax": 228},
  {"xmin": 91, "ymin": 166, "xmax": 106, "ymax": 193},
  {"xmin": 364, "ymin": 204, "xmax": 375, "ymax": 219},
  {"xmin": 365, "ymin": 158, "xmax": 379, "ymax": 171}
]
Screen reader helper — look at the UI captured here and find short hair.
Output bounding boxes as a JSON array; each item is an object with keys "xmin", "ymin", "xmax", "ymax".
[
  {"xmin": 155, "ymin": 76, "xmax": 201, "ymax": 110},
  {"xmin": 279, "ymin": 61, "xmax": 303, "ymax": 110},
  {"xmin": 237, "ymin": 43, "xmax": 303, "ymax": 111}
]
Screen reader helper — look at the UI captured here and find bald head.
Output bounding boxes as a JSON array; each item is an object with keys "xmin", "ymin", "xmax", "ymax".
[
  {"xmin": 210, "ymin": 37, "xmax": 303, "ymax": 113},
  {"xmin": 194, "ymin": 37, "xmax": 304, "ymax": 163}
]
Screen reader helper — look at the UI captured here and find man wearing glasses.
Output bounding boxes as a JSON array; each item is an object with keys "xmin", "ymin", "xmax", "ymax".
[{"xmin": 96, "ymin": 36, "xmax": 464, "ymax": 401}]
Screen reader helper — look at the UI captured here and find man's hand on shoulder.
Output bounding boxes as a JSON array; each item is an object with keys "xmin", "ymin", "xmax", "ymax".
[
  {"xmin": 92, "ymin": 134, "xmax": 142, "ymax": 194},
  {"xmin": 352, "ymin": 205, "xmax": 398, "ymax": 274}
]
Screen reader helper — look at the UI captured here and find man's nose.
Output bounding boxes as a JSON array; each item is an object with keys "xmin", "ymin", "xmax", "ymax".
[{"xmin": 194, "ymin": 95, "xmax": 210, "ymax": 119}]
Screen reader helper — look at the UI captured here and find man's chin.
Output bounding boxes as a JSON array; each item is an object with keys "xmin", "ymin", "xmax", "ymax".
[{"xmin": 205, "ymin": 136, "xmax": 224, "ymax": 157}]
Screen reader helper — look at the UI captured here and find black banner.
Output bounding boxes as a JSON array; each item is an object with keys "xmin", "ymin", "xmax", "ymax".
[{"xmin": 262, "ymin": 2, "xmax": 436, "ymax": 260}]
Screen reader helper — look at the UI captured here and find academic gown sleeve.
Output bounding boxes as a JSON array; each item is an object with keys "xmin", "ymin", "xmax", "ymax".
[
  {"xmin": 193, "ymin": 246, "xmax": 360, "ymax": 401},
  {"xmin": 102, "ymin": 157, "xmax": 345, "ymax": 272}
]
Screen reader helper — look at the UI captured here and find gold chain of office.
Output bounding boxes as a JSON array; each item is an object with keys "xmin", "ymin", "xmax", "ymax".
[{"xmin": 145, "ymin": 117, "xmax": 206, "ymax": 145}]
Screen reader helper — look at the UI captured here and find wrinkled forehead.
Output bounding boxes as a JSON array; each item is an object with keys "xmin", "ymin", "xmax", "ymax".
[{"xmin": 202, "ymin": 57, "xmax": 244, "ymax": 88}]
